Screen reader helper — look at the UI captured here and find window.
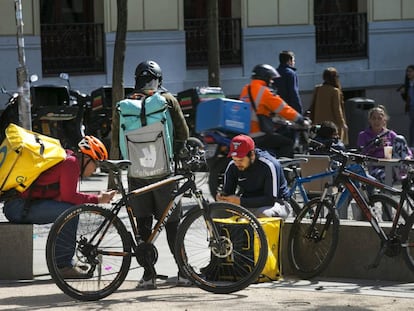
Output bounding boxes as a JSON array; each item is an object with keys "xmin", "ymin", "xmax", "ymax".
[
  {"xmin": 314, "ymin": 0, "xmax": 367, "ymax": 61},
  {"xmin": 184, "ymin": 0, "xmax": 241, "ymax": 67},
  {"xmin": 40, "ymin": 1, "xmax": 105, "ymax": 75}
]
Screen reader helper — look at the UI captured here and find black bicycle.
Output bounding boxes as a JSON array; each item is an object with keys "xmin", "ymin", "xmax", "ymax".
[
  {"xmin": 45, "ymin": 145, "xmax": 268, "ymax": 301},
  {"xmin": 288, "ymin": 148, "xmax": 414, "ymax": 279}
]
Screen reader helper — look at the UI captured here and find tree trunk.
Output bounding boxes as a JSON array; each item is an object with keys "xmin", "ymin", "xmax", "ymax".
[
  {"xmin": 207, "ymin": 0, "xmax": 221, "ymax": 87},
  {"xmin": 108, "ymin": 0, "xmax": 127, "ymax": 188},
  {"xmin": 15, "ymin": 0, "xmax": 31, "ymax": 130}
]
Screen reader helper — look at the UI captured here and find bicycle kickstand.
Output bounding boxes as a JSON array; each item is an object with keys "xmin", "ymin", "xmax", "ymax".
[{"xmin": 365, "ymin": 245, "xmax": 387, "ymax": 270}]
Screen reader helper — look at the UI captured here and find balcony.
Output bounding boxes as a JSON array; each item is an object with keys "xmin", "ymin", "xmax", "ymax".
[
  {"xmin": 315, "ymin": 13, "xmax": 367, "ymax": 61},
  {"xmin": 185, "ymin": 18, "xmax": 242, "ymax": 67},
  {"xmin": 40, "ymin": 23, "xmax": 105, "ymax": 75}
]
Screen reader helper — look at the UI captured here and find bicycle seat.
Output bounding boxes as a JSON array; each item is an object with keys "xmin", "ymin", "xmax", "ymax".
[{"xmin": 100, "ymin": 160, "xmax": 131, "ymax": 172}]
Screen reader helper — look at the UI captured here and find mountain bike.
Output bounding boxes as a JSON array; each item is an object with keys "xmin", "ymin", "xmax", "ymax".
[
  {"xmin": 280, "ymin": 156, "xmax": 372, "ymax": 218},
  {"xmin": 45, "ymin": 146, "xmax": 268, "ymax": 301},
  {"xmin": 287, "ymin": 148, "xmax": 414, "ymax": 279}
]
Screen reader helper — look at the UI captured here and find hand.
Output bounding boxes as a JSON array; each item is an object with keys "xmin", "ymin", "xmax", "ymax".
[
  {"xmin": 98, "ymin": 190, "xmax": 116, "ymax": 204},
  {"xmin": 216, "ymin": 193, "xmax": 241, "ymax": 205},
  {"xmin": 175, "ymin": 141, "xmax": 189, "ymax": 159}
]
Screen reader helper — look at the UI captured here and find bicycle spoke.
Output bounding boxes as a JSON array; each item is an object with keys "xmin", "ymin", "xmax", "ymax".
[
  {"xmin": 46, "ymin": 205, "xmax": 131, "ymax": 301},
  {"xmin": 288, "ymin": 198, "xmax": 339, "ymax": 279}
]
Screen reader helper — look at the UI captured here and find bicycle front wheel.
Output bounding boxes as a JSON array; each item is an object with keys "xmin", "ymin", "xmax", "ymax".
[
  {"xmin": 46, "ymin": 204, "xmax": 132, "ymax": 301},
  {"xmin": 175, "ymin": 202, "xmax": 268, "ymax": 294},
  {"xmin": 288, "ymin": 198, "xmax": 339, "ymax": 279}
]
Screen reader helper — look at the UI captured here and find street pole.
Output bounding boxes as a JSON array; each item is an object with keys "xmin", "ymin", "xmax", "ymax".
[{"xmin": 15, "ymin": 0, "xmax": 31, "ymax": 130}]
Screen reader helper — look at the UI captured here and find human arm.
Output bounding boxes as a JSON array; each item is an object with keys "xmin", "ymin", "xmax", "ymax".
[
  {"xmin": 257, "ymin": 86, "xmax": 303, "ymax": 123},
  {"xmin": 163, "ymin": 92, "xmax": 189, "ymax": 142},
  {"xmin": 331, "ymin": 88, "xmax": 346, "ymax": 128},
  {"xmin": 57, "ymin": 157, "xmax": 98, "ymax": 204},
  {"xmin": 285, "ymin": 70, "xmax": 302, "ymax": 114}
]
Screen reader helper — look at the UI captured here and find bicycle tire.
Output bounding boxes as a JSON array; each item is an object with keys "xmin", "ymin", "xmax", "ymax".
[
  {"xmin": 175, "ymin": 202, "xmax": 268, "ymax": 294},
  {"xmin": 369, "ymin": 194, "xmax": 408, "ymax": 223},
  {"xmin": 288, "ymin": 198, "xmax": 339, "ymax": 279},
  {"xmin": 46, "ymin": 204, "xmax": 132, "ymax": 301},
  {"xmin": 401, "ymin": 214, "xmax": 414, "ymax": 271}
]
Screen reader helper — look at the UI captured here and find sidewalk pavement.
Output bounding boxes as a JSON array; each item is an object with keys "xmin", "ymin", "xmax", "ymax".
[{"xmin": 1, "ymin": 171, "xmax": 414, "ymax": 310}]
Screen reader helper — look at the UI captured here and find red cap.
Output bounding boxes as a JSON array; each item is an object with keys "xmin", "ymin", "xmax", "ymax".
[{"xmin": 228, "ymin": 135, "xmax": 255, "ymax": 158}]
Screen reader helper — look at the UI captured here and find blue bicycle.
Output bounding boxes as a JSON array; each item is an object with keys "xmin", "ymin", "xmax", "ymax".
[{"xmin": 281, "ymin": 157, "xmax": 373, "ymax": 218}]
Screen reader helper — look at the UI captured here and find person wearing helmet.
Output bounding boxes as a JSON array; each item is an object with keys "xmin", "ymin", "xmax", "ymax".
[
  {"xmin": 128, "ymin": 60, "xmax": 190, "ymax": 289},
  {"xmin": 3, "ymin": 135, "xmax": 116, "ymax": 279},
  {"xmin": 240, "ymin": 63, "xmax": 307, "ymax": 158},
  {"xmin": 216, "ymin": 134, "xmax": 291, "ymax": 219}
]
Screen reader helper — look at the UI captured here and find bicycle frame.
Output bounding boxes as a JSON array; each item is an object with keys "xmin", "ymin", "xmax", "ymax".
[
  {"xmin": 288, "ymin": 160, "xmax": 371, "ymax": 213},
  {"xmin": 322, "ymin": 160, "xmax": 404, "ymax": 242},
  {"xmin": 98, "ymin": 171, "xmax": 204, "ymax": 253}
]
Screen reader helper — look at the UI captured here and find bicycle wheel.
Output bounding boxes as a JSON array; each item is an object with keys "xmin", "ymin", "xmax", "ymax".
[
  {"xmin": 46, "ymin": 204, "xmax": 132, "ymax": 301},
  {"xmin": 401, "ymin": 214, "xmax": 414, "ymax": 271},
  {"xmin": 288, "ymin": 198, "xmax": 339, "ymax": 279},
  {"xmin": 369, "ymin": 194, "xmax": 408, "ymax": 223},
  {"xmin": 175, "ymin": 202, "xmax": 268, "ymax": 294}
]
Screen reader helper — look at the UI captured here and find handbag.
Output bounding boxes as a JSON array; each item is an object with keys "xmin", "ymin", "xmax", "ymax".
[{"xmin": 248, "ymin": 86, "xmax": 274, "ymax": 134}]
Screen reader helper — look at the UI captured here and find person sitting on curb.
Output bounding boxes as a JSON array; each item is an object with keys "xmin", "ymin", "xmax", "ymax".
[
  {"xmin": 216, "ymin": 134, "xmax": 291, "ymax": 220},
  {"xmin": 3, "ymin": 136, "xmax": 116, "ymax": 279}
]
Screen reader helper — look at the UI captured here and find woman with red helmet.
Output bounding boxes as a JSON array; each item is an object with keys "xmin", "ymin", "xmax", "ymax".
[{"xmin": 3, "ymin": 135, "xmax": 116, "ymax": 279}]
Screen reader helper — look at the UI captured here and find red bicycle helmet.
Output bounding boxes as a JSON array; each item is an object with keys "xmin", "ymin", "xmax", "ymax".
[{"xmin": 78, "ymin": 136, "xmax": 108, "ymax": 161}]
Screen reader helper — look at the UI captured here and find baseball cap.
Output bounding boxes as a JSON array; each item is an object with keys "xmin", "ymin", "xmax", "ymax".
[{"xmin": 228, "ymin": 135, "xmax": 255, "ymax": 158}]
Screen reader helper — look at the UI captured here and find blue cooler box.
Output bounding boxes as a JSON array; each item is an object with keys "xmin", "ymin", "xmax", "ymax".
[{"xmin": 195, "ymin": 98, "xmax": 251, "ymax": 134}]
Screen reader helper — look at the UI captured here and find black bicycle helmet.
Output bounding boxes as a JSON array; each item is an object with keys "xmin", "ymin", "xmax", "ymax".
[
  {"xmin": 251, "ymin": 64, "xmax": 280, "ymax": 85},
  {"xmin": 134, "ymin": 60, "xmax": 163, "ymax": 90}
]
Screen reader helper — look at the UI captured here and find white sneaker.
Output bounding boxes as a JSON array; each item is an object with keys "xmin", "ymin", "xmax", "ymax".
[
  {"xmin": 136, "ymin": 277, "xmax": 156, "ymax": 289},
  {"xmin": 176, "ymin": 273, "xmax": 192, "ymax": 286}
]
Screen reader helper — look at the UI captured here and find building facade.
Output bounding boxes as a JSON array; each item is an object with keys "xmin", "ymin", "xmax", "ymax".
[{"xmin": 0, "ymin": 0, "xmax": 413, "ymax": 138}]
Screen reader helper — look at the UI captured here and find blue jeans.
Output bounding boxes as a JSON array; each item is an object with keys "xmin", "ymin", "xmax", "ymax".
[{"xmin": 3, "ymin": 198, "xmax": 78, "ymax": 268}]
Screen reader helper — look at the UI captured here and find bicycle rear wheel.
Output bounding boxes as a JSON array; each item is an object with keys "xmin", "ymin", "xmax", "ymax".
[
  {"xmin": 46, "ymin": 204, "xmax": 132, "ymax": 301},
  {"xmin": 369, "ymin": 194, "xmax": 408, "ymax": 222},
  {"xmin": 175, "ymin": 202, "xmax": 268, "ymax": 294},
  {"xmin": 288, "ymin": 198, "xmax": 339, "ymax": 279},
  {"xmin": 401, "ymin": 214, "xmax": 414, "ymax": 271}
]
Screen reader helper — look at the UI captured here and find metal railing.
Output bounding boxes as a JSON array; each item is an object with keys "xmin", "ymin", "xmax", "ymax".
[
  {"xmin": 315, "ymin": 12, "xmax": 367, "ymax": 60},
  {"xmin": 185, "ymin": 18, "xmax": 242, "ymax": 67},
  {"xmin": 40, "ymin": 23, "xmax": 105, "ymax": 75}
]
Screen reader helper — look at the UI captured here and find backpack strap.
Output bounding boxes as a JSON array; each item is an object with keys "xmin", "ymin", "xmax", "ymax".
[{"xmin": 140, "ymin": 96, "xmax": 148, "ymax": 126}]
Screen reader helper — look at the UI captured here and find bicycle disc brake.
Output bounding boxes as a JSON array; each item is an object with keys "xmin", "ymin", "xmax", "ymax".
[{"xmin": 210, "ymin": 236, "xmax": 233, "ymax": 258}]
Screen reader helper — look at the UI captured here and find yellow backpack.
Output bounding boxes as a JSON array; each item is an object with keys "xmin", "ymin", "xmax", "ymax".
[{"xmin": 0, "ymin": 123, "xmax": 66, "ymax": 195}]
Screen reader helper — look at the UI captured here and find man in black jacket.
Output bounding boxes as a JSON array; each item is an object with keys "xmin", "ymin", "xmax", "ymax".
[{"xmin": 216, "ymin": 134, "xmax": 291, "ymax": 219}]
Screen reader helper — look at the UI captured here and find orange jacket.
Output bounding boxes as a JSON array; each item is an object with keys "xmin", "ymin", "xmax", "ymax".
[{"xmin": 240, "ymin": 79, "xmax": 302, "ymax": 134}]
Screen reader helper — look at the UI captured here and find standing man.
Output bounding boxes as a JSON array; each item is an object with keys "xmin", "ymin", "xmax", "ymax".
[
  {"xmin": 121, "ymin": 60, "xmax": 190, "ymax": 289},
  {"xmin": 216, "ymin": 134, "xmax": 291, "ymax": 220},
  {"xmin": 273, "ymin": 50, "xmax": 303, "ymax": 114}
]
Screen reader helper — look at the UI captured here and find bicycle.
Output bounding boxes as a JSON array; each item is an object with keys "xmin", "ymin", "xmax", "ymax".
[
  {"xmin": 280, "ymin": 155, "xmax": 372, "ymax": 218},
  {"xmin": 45, "ymin": 145, "xmax": 268, "ymax": 301},
  {"xmin": 287, "ymin": 148, "xmax": 414, "ymax": 279}
]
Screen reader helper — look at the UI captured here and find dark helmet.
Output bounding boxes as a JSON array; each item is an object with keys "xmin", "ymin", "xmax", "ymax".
[
  {"xmin": 134, "ymin": 60, "xmax": 163, "ymax": 88},
  {"xmin": 251, "ymin": 64, "xmax": 280, "ymax": 85}
]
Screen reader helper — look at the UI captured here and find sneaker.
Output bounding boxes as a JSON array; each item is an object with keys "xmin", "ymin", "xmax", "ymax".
[
  {"xmin": 136, "ymin": 277, "xmax": 157, "ymax": 289},
  {"xmin": 176, "ymin": 273, "xmax": 192, "ymax": 286},
  {"xmin": 59, "ymin": 266, "xmax": 90, "ymax": 279}
]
